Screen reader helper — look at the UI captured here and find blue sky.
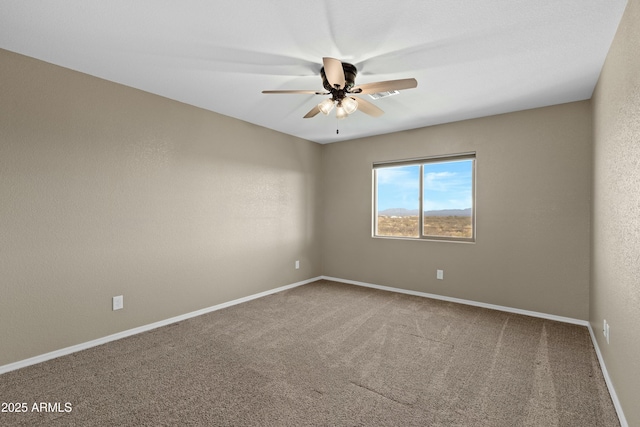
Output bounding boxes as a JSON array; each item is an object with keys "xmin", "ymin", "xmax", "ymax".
[{"xmin": 376, "ymin": 159, "xmax": 473, "ymax": 211}]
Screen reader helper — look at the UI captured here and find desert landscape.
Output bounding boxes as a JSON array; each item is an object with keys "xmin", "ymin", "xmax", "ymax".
[{"xmin": 377, "ymin": 215, "xmax": 472, "ymax": 238}]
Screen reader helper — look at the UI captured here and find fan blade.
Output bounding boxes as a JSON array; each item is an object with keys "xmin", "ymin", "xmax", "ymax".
[
  {"xmin": 351, "ymin": 78, "xmax": 417, "ymax": 95},
  {"xmin": 352, "ymin": 97, "xmax": 384, "ymax": 117},
  {"xmin": 323, "ymin": 57, "xmax": 346, "ymax": 89},
  {"xmin": 262, "ymin": 90, "xmax": 328, "ymax": 95},
  {"xmin": 303, "ymin": 105, "xmax": 321, "ymax": 118}
]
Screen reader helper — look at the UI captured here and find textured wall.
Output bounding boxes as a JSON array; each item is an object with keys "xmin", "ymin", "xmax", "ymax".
[
  {"xmin": 0, "ymin": 49, "xmax": 322, "ymax": 366},
  {"xmin": 321, "ymin": 102, "xmax": 592, "ymax": 320},
  {"xmin": 591, "ymin": 0, "xmax": 640, "ymax": 424}
]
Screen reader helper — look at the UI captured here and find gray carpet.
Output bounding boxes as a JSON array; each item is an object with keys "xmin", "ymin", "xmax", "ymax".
[{"xmin": 0, "ymin": 280, "xmax": 620, "ymax": 426}]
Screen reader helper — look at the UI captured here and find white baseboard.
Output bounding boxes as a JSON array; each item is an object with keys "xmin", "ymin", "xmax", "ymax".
[
  {"xmin": 321, "ymin": 275, "xmax": 627, "ymax": 427},
  {"xmin": 321, "ymin": 276, "xmax": 589, "ymax": 325},
  {"xmin": 2, "ymin": 274, "xmax": 628, "ymax": 427},
  {"xmin": 587, "ymin": 324, "xmax": 628, "ymax": 427},
  {"xmin": 0, "ymin": 276, "xmax": 322, "ymax": 375}
]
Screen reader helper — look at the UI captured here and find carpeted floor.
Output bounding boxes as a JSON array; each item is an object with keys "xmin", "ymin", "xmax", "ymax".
[{"xmin": 0, "ymin": 280, "xmax": 620, "ymax": 426}]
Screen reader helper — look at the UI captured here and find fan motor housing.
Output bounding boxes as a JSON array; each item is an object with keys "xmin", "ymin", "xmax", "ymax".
[{"xmin": 321, "ymin": 62, "xmax": 357, "ymax": 92}]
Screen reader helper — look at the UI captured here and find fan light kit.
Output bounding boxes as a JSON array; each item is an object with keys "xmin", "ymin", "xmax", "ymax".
[{"xmin": 262, "ymin": 57, "xmax": 417, "ymax": 120}]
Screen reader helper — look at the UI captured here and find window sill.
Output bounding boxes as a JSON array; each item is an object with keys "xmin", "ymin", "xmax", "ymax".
[{"xmin": 372, "ymin": 235, "xmax": 476, "ymax": 244}]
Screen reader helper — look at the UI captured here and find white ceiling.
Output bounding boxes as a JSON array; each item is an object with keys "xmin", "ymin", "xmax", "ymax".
[{"xmin": 0, "ymin": 1, "xmax": 628, "ymax": 144}]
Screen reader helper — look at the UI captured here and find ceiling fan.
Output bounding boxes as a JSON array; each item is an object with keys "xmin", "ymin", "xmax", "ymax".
[{"xmin": 262, "ymin": 57, "xmax": 418, "ymax": 120}]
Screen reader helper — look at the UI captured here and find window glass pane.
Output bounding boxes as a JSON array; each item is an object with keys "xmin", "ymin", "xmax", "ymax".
[
  {"xmin": 423, "ymin": 159, "xmax": 473, "ymax": 238},
  {"xmin": 376, "ymin": 164, "xmax": 420, "ymax": 237}
]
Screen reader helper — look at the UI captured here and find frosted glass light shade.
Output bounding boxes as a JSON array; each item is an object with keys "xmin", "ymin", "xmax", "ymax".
[
  {"xmin": 335, "ymin": 105, "xmax": 347, "ymax": 120},
  {"xmin": 318, "ymin": 98, "xmax": 335, "ymax": 115},
  {"xmin": 342, "ymin": 97, "xmax": 358, "ymax": 114}
]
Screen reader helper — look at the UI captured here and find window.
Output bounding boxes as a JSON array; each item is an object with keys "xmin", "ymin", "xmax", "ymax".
[{"xmin": 373, "ymin": 153, "xmax": 475, "ymax": 242}]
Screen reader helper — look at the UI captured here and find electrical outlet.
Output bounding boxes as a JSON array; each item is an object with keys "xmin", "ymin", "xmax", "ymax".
[
  {"xmin": 295, "ymin": 260, "xmax": 300, "ymax": 270},
  {"xmin": 112, "ymin": 295, "xmax": 124, "ymax": 311},
  {"xmin": 436, "ymin": 269, "xmax": 444, "ymax": 280},
  {"xmin": 603, "ymin": 319, "xmax": 610, "ymax": 344},
  {"xmin": 606, "ymin": 322, "xmax": 610, "ymax": 344}
]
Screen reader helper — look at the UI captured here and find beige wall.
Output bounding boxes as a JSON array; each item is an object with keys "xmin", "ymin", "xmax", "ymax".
[
  {"xmin": 2, "ymin": 18, "xmax": 637, "ymax": 421},
  {"xmin": 321, "ymin": 102, "xmax": 592, "ymax": 320},
  {"xmin": 591, "ymin": 0, "xmax": 640, "ymax": 424},
  {"xmin": 0, "ymin": 49, "xmax": 322, "ymax": 366}
]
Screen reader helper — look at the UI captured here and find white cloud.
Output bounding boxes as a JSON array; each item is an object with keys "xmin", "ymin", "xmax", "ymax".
[
  {"xmin": 376, "ymin": 167, "xmax": 419, "ymax": 190},
  {"xmin": 424, "ymin": 170, "xmax": 472, "ymax": 210},
  {"xmin": 377, "ymin": 162, "xmax": 473, "ymax": 211},
  {"xmin": 424, "ymin": 171, "xmax": 459, "ymax": 191}
]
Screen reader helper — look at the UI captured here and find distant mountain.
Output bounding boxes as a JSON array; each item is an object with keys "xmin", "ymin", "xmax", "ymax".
[
  {"xmin": 424, "ymin": 208, "xmax": 472, "ymax": 217},
  {"xmin": 379, "ymin": 208, "xmax": 472, "ymax": 217}
]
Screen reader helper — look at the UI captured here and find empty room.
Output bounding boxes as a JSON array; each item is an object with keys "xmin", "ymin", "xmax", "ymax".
[{"xmin": 1, "ymin": 1, "xmax": 638, "ymax": 426}]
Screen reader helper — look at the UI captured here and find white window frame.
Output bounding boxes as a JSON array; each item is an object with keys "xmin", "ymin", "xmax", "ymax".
[{"xmin": 372, "ymin": 152, "xmax": 476, "ymax": 242}]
